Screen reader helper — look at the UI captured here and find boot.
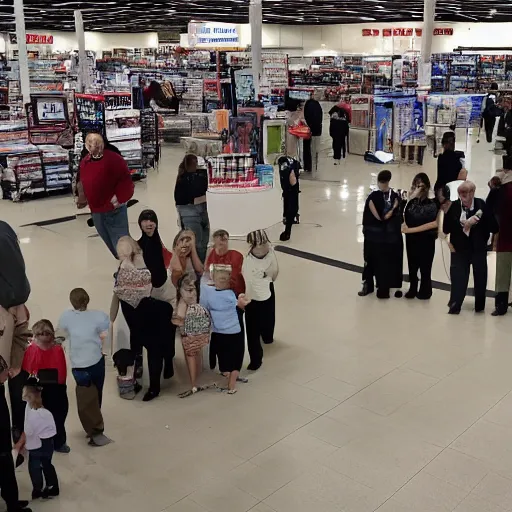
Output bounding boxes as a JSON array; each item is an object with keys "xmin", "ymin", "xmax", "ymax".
[
  {"xmin": 492, "ymin": 292, "xmax": 509, "ymax": 316},
  {"xmin": 358, "ymin": 281, "xmax": 374, "ymax": 297}
]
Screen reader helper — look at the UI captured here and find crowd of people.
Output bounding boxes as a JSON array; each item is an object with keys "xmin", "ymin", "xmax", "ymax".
[{"xmin": 360, "ymin": 132, "xmax": 512, "ymax": 316}]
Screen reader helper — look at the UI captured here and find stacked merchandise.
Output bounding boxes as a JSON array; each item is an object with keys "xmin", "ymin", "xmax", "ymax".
[
  {"xmin": 0, "ymin": 121, "xmax": 29, "ymax": 144},
  {"xmin": 392, "ymin": 96, "xmax": 426, "ymax": 163},
  {"xmin": 169, "ymin": 77, "xmax": 203, "ymax": 112},
  {"xmin": 350, "ymin": 95, "xmax": 372, "ymax": 155},
  {"xmin": 160, "ymin": 116, "xmax": 192, "ymax": 142},
  {"xmin": 38, "ymin": 144, "xmax": 71, "ymax": 191},
  {"xmin": 204, "ymin": 80, "xmax": 221, "ymax": 111},
  {"xmin": 70, "ymin": 132, "xmax": 84, "ymax": 176},
  {"xmin": 28, "ymin": 60, "xmax": 67, "ymax": 92},
  {"xmin": 0, "ymin": 144, "xmax": 44, "ymax": 201},
  {"xmin": 477, "ymin": 55, "xmax": 512, "ymax": 90},
  {"xmin": 449, "ymin": 54, "xmax": 478, "ymax": 92},
  {"xmin": 431, "ymin": 54, "xmax": 451, "ymax": 93},
  {"xmin": 140, "ymin": 108, "xmax": 159, "ymax": 169},
  {"xmin": 260, "ymin": 54, "xmax": 288, "ymax": 103},
  {"xmin": 206, "ymin": 154, "xmax": 273, "ymax": 190},
  {"xmin": 234, "ymin": 69, "xmax": 255, "ymax": 106}
]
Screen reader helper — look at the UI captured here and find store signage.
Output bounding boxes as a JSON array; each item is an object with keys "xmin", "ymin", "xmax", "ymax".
[
  {"xmin": 393, "ymin": 28, "xmax": 414, "ymax": 36},
  {"xmin": 26, "ymin": 34, "xmax": 54, "ymax": 44},
  {"xmin": 362, "ymin": 29, "xmax": 380, "ymax": 37},
  {"xmin": 383, "ymin": 29, "xmax": 392, "ymax": 37},
  {"xmin": 380, "ymin": 27, "xmax": 453, "ymax": 37},
  {"xmin": 188, "ymin": 22, "xmax": 241, "ymax": 48},
  {"xmin": 415, "ymin": 28, "xmax": 423, "ymax": 36},
  {"xmin": 434, "ymin": 28, "xmax": 454, "ymax": 36}
]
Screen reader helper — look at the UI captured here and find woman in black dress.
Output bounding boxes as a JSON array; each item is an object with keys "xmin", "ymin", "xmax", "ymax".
[
  {"xmin": 402, "ymin": 173, "xmax": 440, "ymax": 300},
  {"xmin": 328, "ymin": 104, "xmax": 350, "ymax": 164},
  {"xmin": 360, "ymin": 170, "xmax": 403, "ymax": 299}
]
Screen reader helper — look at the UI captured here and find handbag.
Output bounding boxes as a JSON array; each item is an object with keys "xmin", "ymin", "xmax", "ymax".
[{"xmin": 288, "ymin": 122, "xmax": 312, "ymax": 140}]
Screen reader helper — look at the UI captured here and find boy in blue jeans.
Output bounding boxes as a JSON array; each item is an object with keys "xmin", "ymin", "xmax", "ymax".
[{"xmin": 58, "ymin": 288, "xmax": 111, "ymax": 447}]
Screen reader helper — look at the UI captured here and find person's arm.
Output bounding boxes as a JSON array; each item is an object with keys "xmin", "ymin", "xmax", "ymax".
[
  {"xmin": 403, "ymin": 220, "xmax": 438, "ymax": 234},
  {"xmin": 384, "ymin": 198, "xmax": 399, "ymax": 220},
  {"xmin": 23, "ymin": 406, "xmax": 35, "ymax": 438},
  {"xmin": 369, "ymin": 200, "xmax": 382, "ymax": 221},
  {"xmin": 110, "ymin": 293, "xmax": 120, "ymax": 323},
  {"xmin": 231, "ymin": 252, "xmax": 245, "ymax": 296},
  {"xmin": 266, "ymin": 249, "xmax": 279, "ymax": 281},
  {"xmin": 97, "ymin": 313, "xmax": 111, "ymax": 355},
  {"xmin": 112, "ymin": 153, "xmax": 134, "ymax": 205},
  {"xmin": 189, "ymin": 235, "xmax": 204, "ymax": 274},
  {"xmin": 457, "ymin": 168, "xmax": 468, "ymax": 180}
]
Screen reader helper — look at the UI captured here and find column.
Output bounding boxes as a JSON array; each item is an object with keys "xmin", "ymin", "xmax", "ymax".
[
  {"xmin": 13, "ymin": 0, "xmax": 30, "ymax": 105},
  {"xmin": 74, "ymin": 10, "xmax": 87, "ymax": 92},
  {"xmin": 249, "ymin": 0, "xmax": 262, "ymax": 99},
  {"xmin": 418, "ymin": 0, "xmax": 436, "ymax": 89}
]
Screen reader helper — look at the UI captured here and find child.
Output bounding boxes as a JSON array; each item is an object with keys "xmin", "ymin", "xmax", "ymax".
[
  {"xmin": 22, "ymin": 377, "xmax": 59, "ymax": 500},
  {"xmin": 58, "ymin": 288, "xmax": 111, "ymax": 447},
  {"xmin": 200, "ymin": 265, "xmax": 250, "ymax": 394},
  {"xmin": 21, "ymin": 320, "xmax": 69, "ymax": 454},
  {"xmin": 242, "ymin": 230, "xmax": 279, "ymax": 371}
]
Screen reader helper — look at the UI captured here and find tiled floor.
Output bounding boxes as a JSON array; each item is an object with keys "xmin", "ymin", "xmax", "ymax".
[{"xmin": 2, "ymin": 132, "xmax": 512, "ymax": 512}]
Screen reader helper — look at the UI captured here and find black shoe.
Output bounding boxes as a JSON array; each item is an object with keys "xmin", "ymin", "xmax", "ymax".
[
  {"xmin": 394, "ymin": 290, "xmax": 403, "ymax": 298},
  {"xmin": 279, "ymin": 231, "xmax": 291, "ymax": 241},
  {"xmin": 358, "ymin": 282, "xmax": 374, "ymax": 297},
  {"xmin": 294, "ymin": 215, "xmax": 300, "ymax": 225},
  {"xmin": 417, "ymin": 292, "xmax": 432, "ymax": 301},
  {"xmin": 31, "ymin": 490, "xmax": 43, "ymax": 500},
  {"xmin": 247, "ymin": 362, "xmax": 262, "ymax": 371},
  {"xmin": 376, "ymin": 289, "xmax": 390, "ymax": 299},
  {"xmin": 42, "ymin": 486, "xmax": 59, "ymax": 499},
  {"xmin": 475, "ymin": 307, "xmax": 485, "ymax": 313},
  {"xmin": 263, "ymin": 338, "xmax": 274, "ymax": 345},
  {"xmin": 12, "ymin": 507, "xmax": 32, "ymax": 512},
  {"xmin": 17, "ymin": 501, "xmax": 29, "ymax": 508},
  {"xmin": 448, "ymin": 304, "xmax": 461, "ymax": 315},
  {"xmin": 492, "ymin": 308, "xmax": 507, "ymax": 316},
  {"xmin": 134, "ymin": 382, "xmax": 142, "ymax": 394},
  {"xmin": 142, "ymin": 390, "xmax": 159, "ymax": 402},
  {"xmin": 163, "ymin": 364, "xmax": 174, "ymax": 380},
  {"xmin": 405, "ymin": 289, "xmax": 417, "ymax": 299},
  {"xmin": 86, "ymin": 217, "xmax": 95, "ymax": 227}
]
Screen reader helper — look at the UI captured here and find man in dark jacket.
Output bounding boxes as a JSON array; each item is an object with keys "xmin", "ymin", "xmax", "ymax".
[
  {"xmin": 303, "ymin": 98, "xmax": 323, "ymax": 173},
  {"xmin": 444, "ymin": 181, "xmax": 498, "ymax": 315}
]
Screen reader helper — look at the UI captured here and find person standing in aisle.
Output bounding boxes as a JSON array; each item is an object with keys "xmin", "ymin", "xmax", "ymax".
[
  {"xmin": 58, "ymin": 288, "xmax": 111, "ymax": 447},
  {"xmin": 434, "ymin": 131, "xmax": 467, "ymax": 193},
  {"xmin": 328, "ymin": 102, "xmax": 350, "ymax": 164},
  {"xmin": 242, "ymin": 230, "xmax": 279, "ymax": 371},
  {"xmin": 175, "ymin": 154, "xmax": 210, "ymax": 263},
  {"xmin": 0, "ymin": 356, "xmax": 32, "ymax": 512},
  {"xmin": 443, "ymin": 181, "xmax": 498, "ymax": 315},
  {"xmin": 402, "ymin": 173, "xmax": 440, "ymax": 300},
  {"xmin": 79, "ymin": 133, "xmax": 134, "ymax": 259},
  {"xmin": 482, "ymin": 83, "xmax": 501, "ymax": 144},
  {"xmin": 303, "ymin": 98, "xmax": 323, "ymax": 173},
  {"xmin": 278, "ymin": 157, "xmax": 301, "ymax": 241}
]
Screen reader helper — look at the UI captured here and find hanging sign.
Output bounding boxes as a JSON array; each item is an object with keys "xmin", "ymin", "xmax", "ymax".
[
  {"xmin": 434, "ymin": 28, "xmax": 454, "ymax": 36},
  {"xmin": 26, "ymin": 34, "xmax": 54, "ymax": 44},
  {"xmin": 393, "ymin": 28, "xmax": 414, "ymax": 37},
  {"xmin": 379, "ymin": 27, "xmax": 453, "ymax": 37},
  {"xmin": 362, "ymin": 29, "xmax": 380, "ymax": 37},
  {"xmin": 188, "ymin": 22, "xmax": 241, "ymax": 48},
  {"xmin": 383, "ymin": 29, "xmax": 392, "ymax": 37},
  {"xmin": 415, "ymin": 28, "xmax": 423, "ymax": 36}
]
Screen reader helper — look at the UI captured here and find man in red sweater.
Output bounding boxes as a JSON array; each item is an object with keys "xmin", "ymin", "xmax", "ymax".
[{"xmin": 79, "ymin": 133, "xmax": 134, "ymax": 258}]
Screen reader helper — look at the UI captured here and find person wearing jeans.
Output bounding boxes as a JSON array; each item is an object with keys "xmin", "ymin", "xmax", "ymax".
[{"xmin": 79, "ymin": 133, "xmax": 134, "ymax": 259}]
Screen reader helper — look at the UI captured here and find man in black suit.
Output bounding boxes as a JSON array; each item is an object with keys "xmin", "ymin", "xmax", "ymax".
[{"xmin": 443, "ymin": 181, "xmax": 498, "ymax": 315}]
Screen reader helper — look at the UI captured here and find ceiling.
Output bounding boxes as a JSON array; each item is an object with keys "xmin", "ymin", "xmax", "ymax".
[{"xmin": 1, "ymin": 0, "xmax": 512, "ymax": 33}]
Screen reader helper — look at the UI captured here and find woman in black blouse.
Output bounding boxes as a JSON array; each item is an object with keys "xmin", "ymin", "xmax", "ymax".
[
  {"xmin": 174, "ymin": 154, "xmax": 209, "ymax": 263},
  {"xmin": 402, "ymin": 173, "xmax": 440, "ymax": 300}
]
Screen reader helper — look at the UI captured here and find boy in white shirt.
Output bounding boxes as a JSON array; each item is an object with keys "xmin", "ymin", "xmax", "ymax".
[{"xmin": 58, "ymin": 288, "xmax": 111, "ymax": 447}]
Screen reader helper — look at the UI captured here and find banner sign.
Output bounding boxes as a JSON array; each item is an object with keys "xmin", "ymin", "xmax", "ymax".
[
  {"xmin": 380, "ymin": 27, "xmax": 453, "ymax": 37},
  {"xmin": 188, "ymin": 22, "xmax": 241, "ymax": 48},
  {"xmin": 434, "ymin": 28, "xmax": 454, "ymax": 36},
  {"xmin": 362, "ymin": 29, "xmax": 380, "ymax": 37},
  {"xmin": 26, "ymin": 34, "xmax": 54, "ymax": 44}
]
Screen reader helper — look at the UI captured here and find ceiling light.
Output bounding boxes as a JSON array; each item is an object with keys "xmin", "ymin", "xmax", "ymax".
[
  {"xmin": 490, "ymin": 8, "xmax": 497, "ymax": 15},
  {"xmin": 360, "ymin": 17, "xmax": 376, "ymax": 21}
]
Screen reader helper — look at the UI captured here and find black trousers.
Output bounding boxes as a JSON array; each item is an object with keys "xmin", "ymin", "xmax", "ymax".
[
  {"xmin": 0, "ymin": 452, "xmax": 19, "ymax": 512},
  {"xmin": 332, "ymin": 134, "xmax": 346, "ymax": 160},
  {"xmin": 8, "ymin": 371, "xmax": 28, "ymax": 443},
  {"xmin": 41, "ymin": 384, "xmax": 68, "ymax": 450},
  {"xmin": 209, "ymin": 308, "xmax": 244, "ymax": 370},
  {"xmin": 450, "ymin": 250, "xmax": 487, "ymax": 311},
  {"xmin": 283, "ymin": 188, "xmax": 300, "ymax": 237},
  {"xmin": 362, "ymin": 239, "xmax": 375, "ymax": 289},
  {"xmin": 245, "ymin": 283, "xmax": 275, "ymax": 367},
  {"xmin": 303, "ymin": 138, "xmax": 312, "ymax": 172},
  {"xmin": 406, "ymin": 234, "xmax": 436, "ymax": 298},
  {"xmin": 484, "ymin": 115, "xmax": 496, "ymax": 144}
]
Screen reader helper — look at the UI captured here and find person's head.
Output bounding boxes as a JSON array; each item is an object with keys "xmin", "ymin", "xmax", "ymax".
[
  {"xmin": 177, "ymin": 273, "xmax": 199, "ymax": 306},
  {"xmin": 377, "ymin": 170, "xmax": 392, "ymax": 191},
  {"xmin": 0, "ymin": 355, "xmax": 8, "ymax": 384},
  {"xmin": 458, "ymin": 181, "xmax": 476, "ymax": 208},
  {"xmin": 211, "ymin": 264, "xmax": 232, "ymax": 290},
  {"xmin": 173, "ymin": 229, "xmax": 194, "ymax": 257},
  {"xmin": 441, "ymin": 131, "xmax": 456, "ymax": 152},
  {"xmin": 85, "ymin": 132, "xmax": 105, "ymax": 159},
  {"xmin": 22, "ymin": 378, "xmax": 43, "ymax": 409},
  {"xmin": 212, "ymin": 229, "xmax": 230, "ymax": 255},
  {"xmin": 32, "ymin": 319, "xmax": 55, "ymax": 347},
  {"xmin": 178, "ymin": 154, "xmax": 198, "ymax": 178},
  {"xmin": 247, "ymin": 230, "xmax": 270, "ymax": 258},
  {"xmin": 70, "ymin": 288, "xmax": 90, "ymax": 311},
  {"xmin": 436, "ymin": 185, "xmax": 451, "ymax": 205},
  {"xmin": 116, "ymin": 236, "xmax": 142, "ymax": 262},
  {"xmin": 490, "ymin": 82, "xmax": 499, "ymax": 91},
  {"xmin": 138, "ymin": 209, "xmax": 158, "ymax": 238},
  {"xmin": 411, "ymin": 172, "xmax": 431, "ymax": 199}
]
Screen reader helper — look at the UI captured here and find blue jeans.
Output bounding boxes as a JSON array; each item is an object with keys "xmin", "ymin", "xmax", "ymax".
[
  {"xmin": 28, "ymin": 438, "xmax": 58, "ymax": 492},
  {"xmin": 92, "ymin": 205, "xmax": 129, "ymax": 258},
  {"xmin": 177, "ymin": 203, "xmax": 210, "ymax": 263}
]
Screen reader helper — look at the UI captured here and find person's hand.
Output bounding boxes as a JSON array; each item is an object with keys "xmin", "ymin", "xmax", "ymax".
[
  {"xmin": 237, "ymin": 293, "xmax": 251, "ymax": 309},
  {"xmin": 384, "ymin": 211, "xmax": 393, "ymax": 220},
  {"xmin": 401, "ymin": 223, "xmax": 410, "ymax": 234},
  {"xmin": 467, "ymin": 215, "xmax": 480, "ymax": 227},
  {"xmin": 448, "ymin": 243, "xmax": 456, "ymax": 253},
  {"xmin": 111, "ymin": 195, "xmax": 120, "ymax": 209}
]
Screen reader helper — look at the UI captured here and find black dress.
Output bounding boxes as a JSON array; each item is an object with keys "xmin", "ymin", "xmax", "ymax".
[
  {"xmin": 362, "ymin": 190, "xmax": 403, "ymax": 295},
  {"xmin": 328, "ymin": 106, "xmax": 350, "ymax": 160}
]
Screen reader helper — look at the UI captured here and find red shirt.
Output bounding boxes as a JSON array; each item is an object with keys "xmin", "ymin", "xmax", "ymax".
[
  {"xmin": 22, "ymin": 343, "xmax": 67, "ymax": 385},
  {"xmin": 79, "ymin": 149, "xmax": 134, "ymax": 213},
  {"xmin": 205, "ymin": 249, "xmax": 245, "ymax": 297}
]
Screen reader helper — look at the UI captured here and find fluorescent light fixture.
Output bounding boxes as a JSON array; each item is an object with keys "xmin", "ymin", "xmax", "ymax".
[{"xmin": 360, "ymin": 16, "xmax": 376, "ymax": 20}]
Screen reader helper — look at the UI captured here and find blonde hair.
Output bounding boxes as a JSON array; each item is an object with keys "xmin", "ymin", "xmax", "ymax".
[
  {"xmin": 173, "ymin": 229, "xmax": 194, "ymax": 249},
  {"xmin": 70, "ymin": 288, "xmax": 90, "ymax": 311},
  {"xmin": 32, "ymin": 319, "xmax": 55, "ymax": 336},
  {"xmin": 117, "ymin": 236, "xmax": 142, "ymax": 260}
]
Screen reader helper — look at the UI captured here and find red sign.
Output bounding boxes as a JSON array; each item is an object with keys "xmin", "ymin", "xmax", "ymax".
[
  {"xmin": 434, "ymin": 28, "xmax": 453, "ymax": 36},
  {"xmin": 383, "ymin": 28, "xmax": 392, "ymax": 37},
  {"xmin": 415, "ymin": 28, "xmax": 423, "ymax": 36},
  {"xmin": 393, "ymin": 28, "xmax": 414, "ymax": 37},
  {"xmin": 26, "ymin": 34, "xmax": 54, "ymax": 44},
  {"xmin": 362, "ymin": 29, "xmax": 380, "ymax": 37}
]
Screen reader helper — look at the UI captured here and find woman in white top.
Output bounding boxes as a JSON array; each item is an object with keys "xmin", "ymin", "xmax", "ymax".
[
  {"xmin": 242, "ymin": 230, "xmax": 279, "ymax": 371},
  {"xmin": 21, "ymin": 378, "xmax": 59, "ymax": 500}
]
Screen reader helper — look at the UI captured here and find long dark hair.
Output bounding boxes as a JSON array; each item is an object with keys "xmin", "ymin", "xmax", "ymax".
[
  {"xmin": 177, "ymin": 154, "xmax": 198, "ymax": 180},
  {"xmin": 411, "ymin": 172, "xmax": 431, "ymax": 198}
]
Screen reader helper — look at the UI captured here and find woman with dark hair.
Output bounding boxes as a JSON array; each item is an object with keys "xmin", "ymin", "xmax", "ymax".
[
  {"xmin": 174, "ymin": 155, "xmax": 210, "ymax": 262},
  {"xmin": 328, "ymin": 101, "xmax": 351, "ymax": 164},
  {"xmin": 402, "ymin": 173, "xmax": 440, "ymax": 300},
  {"xmin": 434, "ymin": 131, "xmax": 467, "ymax": 192}
]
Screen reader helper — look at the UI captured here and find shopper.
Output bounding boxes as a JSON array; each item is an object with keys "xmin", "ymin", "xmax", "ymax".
[
  {"xmin": 278, "ymin": 157, "xmax": 301, "ymax": 242},
  {"xmin": 21, "ymin": 320, "xmax": 70, "ymax": 454},
  {"xmin": 504, "ymin": 98, "xmax": 512, "ymax": 156},
  {"xmin": 200, "ymin": 265, "xmax": 250, "ymax": 394},
  {"xmin": 487, "ymin": 155, "xmax": 512, "ymax": 315},
  {"xmin": 242, "ymin": 230, "xmax": 279, "ymax": 371},
  {"xmin": 359, "ymin": 170, "xmax": 403, "ymax": 299},
  {"xmin": 303, "ymin": 98, "xmax": 323, "ymax": 173},
  {"xmin": 482, "ymin": 82, "xmax": 501, "ymax": 144},
  {"xmin": 0, "ymin": 220, "xmax": 31, "ymax": 446},
  {"xmin": 79, "ymin": 132, "xmax": 134, "ymax": 258},
  {"xmin": 285, "ymin": 103, "xmax": 305, "ymax": 161},
  {"xmin": 402, "ymin": 173, "xmax": 440, "ymax": 300},
  {"xmin": 434, "ymin": 131, "xmax": 467, "ymax": 192},
  {"xmin": 170, "ymin": 229, "xmax": 204, "ymax": 287},
  {"xmin": 174, "ymin": 154, "xmax": 210, "ymax": 263},
  {"xmin": 443, "ymin": 181, "xmax": 497, "ymax": 315},
  {"xmin": 0, "ymin": 356, "xmax": 32, "ymax": 512},
  {"xmin": 21, "ymin": 377, "xmax": 59, "ymax": 500},
  {"xmin": 58, "ymin": 288, "xmax": 111, "ymax": 447},
  {"xmin": 329, "ymin": 102, "xmax": 351, "ymax": 164}
]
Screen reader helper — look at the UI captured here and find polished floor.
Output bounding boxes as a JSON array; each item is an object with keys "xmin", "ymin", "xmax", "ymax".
[{"xmin": 2, "ymin": 134, "xmax": 512, "ymax": 512}]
